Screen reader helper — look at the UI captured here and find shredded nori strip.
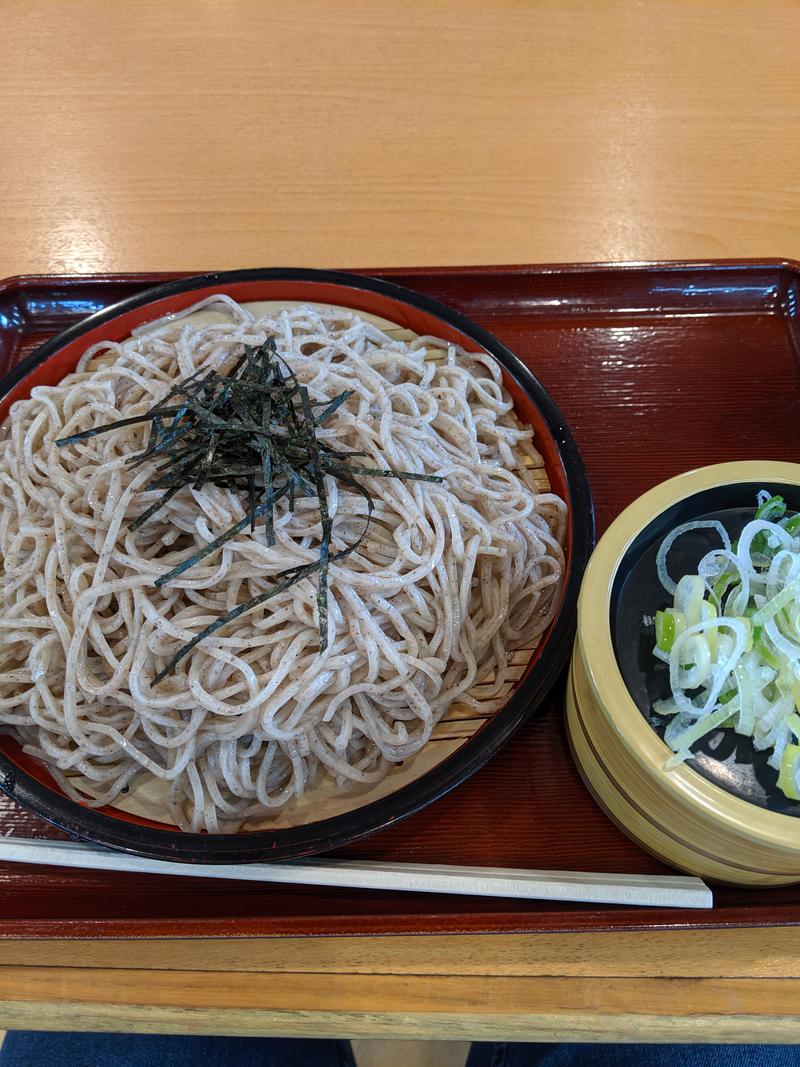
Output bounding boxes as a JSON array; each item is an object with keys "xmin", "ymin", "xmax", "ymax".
[{"xmin": 56, "ymin": 336, "xmax": 443, "ymax": 684}]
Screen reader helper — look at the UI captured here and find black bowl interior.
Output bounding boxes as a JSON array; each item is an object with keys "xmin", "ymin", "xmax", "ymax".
[{"xmin": 612, "ymin": 480, "xmax": 800, "ymax": 817}]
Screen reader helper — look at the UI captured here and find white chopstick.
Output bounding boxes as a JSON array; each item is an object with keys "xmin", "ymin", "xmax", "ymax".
[{"xmin": 0, "ymin": 836, "xmax": 713, "ymax": 908}]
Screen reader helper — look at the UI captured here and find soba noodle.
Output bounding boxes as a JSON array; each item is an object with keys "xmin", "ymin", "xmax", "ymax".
[{"xmin": 0, "ymin": 297, "xmax": 567, "ymax": 831}]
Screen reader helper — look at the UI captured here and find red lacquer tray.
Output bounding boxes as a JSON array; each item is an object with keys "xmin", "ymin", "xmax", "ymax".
[{"xmin": 0, "ymin": 260, "xmax": 798, "ymax": 939}]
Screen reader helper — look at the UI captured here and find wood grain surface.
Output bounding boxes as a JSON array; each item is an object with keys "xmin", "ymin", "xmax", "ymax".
[
  {"xmin": 5, "ymin": 926, "xmax": 800, "ymax": 978},
  {"xmin": 1, "ymin": 972, "xmax": 800, "ymax": 1043},
  {"xmin": 2, "ymin": 0, "xmax": 800, "ymax": 1043},
  {"xmin": 2, "ymin": 927, "xmax": 800, "ymax": 1041},
  {"xmin": 0, "ymin": 1, "xmax": 798, "ymax": 277}
]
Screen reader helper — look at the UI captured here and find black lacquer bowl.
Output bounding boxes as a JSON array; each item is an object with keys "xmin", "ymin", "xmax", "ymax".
[
  {"xmin": 0, "ymin": 268, "xmax": 593, "ymax": 863},
  {"xmin": 614, "ymin": 493, "xmax": 800, "ymax": 818}
]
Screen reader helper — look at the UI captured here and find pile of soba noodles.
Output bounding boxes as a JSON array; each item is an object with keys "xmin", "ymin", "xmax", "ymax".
[{"xmin": 0, "ymin": 296, "xmax": 567, "ymax": 832}]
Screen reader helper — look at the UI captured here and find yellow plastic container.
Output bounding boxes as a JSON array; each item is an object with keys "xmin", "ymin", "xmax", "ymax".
[{"xmin": 566, "ymin": 461, "xmax": 800, "ymax": 885}]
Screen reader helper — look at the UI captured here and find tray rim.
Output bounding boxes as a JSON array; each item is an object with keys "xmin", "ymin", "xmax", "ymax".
[
  {"xmin": 2, "ymin": 255, "xmax": 800, "ymax": 285},
  {"xmin": 0, "ymin": 259, "xmax": 798, "ymax": 939}
]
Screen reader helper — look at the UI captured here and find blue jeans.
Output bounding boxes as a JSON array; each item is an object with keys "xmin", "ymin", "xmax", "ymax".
[
  {"xmin": 1, "ymin": 1034, "xmax": 799, "ymax": 1066},
  {"xmin": 466, "ymin": 1044, "xmax": 800, "ymax": 1066},
  {"xmin": 0, "ymin": 1034, "xmax": 353, "ymax": 1067}
]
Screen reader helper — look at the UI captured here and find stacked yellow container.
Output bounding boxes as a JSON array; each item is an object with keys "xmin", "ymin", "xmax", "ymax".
[{"xmin": 566, "ymin": 462, "xmax": 800, "ymax": 886}]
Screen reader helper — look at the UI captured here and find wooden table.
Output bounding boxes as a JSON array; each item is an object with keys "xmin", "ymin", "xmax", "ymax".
[{"xmin": 1, "ymin": 0, "xmax": 799, "ymax": 1043}]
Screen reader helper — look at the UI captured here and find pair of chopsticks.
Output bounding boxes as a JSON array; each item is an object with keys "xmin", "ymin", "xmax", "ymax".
[{"xmin": 0, "ymin": 836, "xmax": 713, "ymax": 908}]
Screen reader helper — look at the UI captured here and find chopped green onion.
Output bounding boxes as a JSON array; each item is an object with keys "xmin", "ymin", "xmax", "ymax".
[
  {"xmin": 756, "ymin": 494, "xmax": 787, "ymax": 522},
  {"xmin": 664, "ymin": 704, "xmax": 736, "ymax": 766},
  {"xmin": 655, "ymin": 610, "xmax": 676, "ymax": 652},
  {"xmin": 777, "ymin": 744, "xmax": 800, "ymax": 801},
  {"xmin": 651, "ymin": 495, "xmax": 800, "ymax": 803},
  {"xmin": 752, "ymin": 495, "xmax": 787, "ymax": 556},
  {"xmin": 710, "ymin": 571, "xmax": 733, "ymax": 609},
  {"xmin": 751, "ymin": 579, "xmax": 800, "ymax": 626}
]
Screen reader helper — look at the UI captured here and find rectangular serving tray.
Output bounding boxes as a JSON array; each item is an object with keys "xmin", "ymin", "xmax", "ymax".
[{"xmin": 0, "ymin": 260, "xmax": 798, "ymax": 939}]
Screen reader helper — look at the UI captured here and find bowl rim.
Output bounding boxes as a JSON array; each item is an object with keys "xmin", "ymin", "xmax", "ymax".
[
  {"xmin": 0, "ymin": 266, "xmax": 594, "ymax": 863},
  {"xmin": 578, "ymin": 459, "xmax": 800, "ymax": 849}
]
